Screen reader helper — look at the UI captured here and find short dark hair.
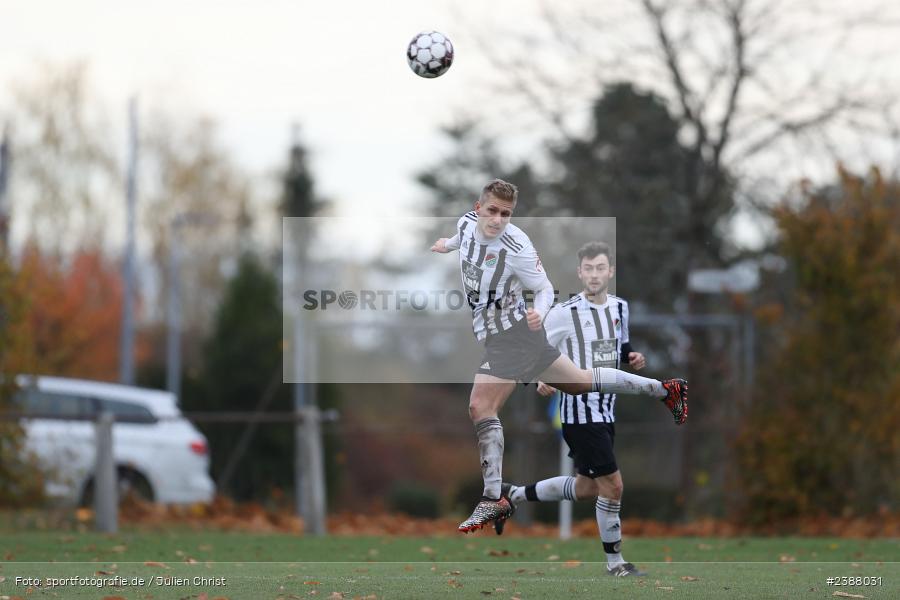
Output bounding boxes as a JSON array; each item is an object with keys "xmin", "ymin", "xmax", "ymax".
[
  {"xmin": 577, "ymin": 241, "xmax": 613, "ymax": 265},
  {"xmin": 480, "ymin": 179, "xmax": 518, "ymax": 203}
]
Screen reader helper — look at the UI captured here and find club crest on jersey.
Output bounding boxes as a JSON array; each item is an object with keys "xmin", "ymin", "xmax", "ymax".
[
  {"xmin": 614, "ymin": 318, "xmax": 621, "ymax": 331},
  {"xmin": 484, "ymin": 253, "xmax": 497, "ymax": 267}
]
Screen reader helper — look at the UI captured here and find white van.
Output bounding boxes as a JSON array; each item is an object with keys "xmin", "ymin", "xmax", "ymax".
[{"xmin": 15, "ymin": 375, "xmax": 215, "ymax": 505}]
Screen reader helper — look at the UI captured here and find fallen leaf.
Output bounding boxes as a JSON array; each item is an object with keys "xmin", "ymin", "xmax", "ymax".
[
  {"xmin": 680, "ymin": 576, "xmax": 699, "ymax": 581},
  {"xmin": 403, "ymin": 565, "xmax": 413, "ymax": 572},
  {"xmin": 304, "ymin": 581, "xmax": 321, "ymax": 585},
  {"xmin": 779, "ymin": 555, "xmax": 796, "ymax": 563},
  {"xmin": 75, "ymin": 508, "xmax": 93, "ymax": 522},
  {"xmin": 449, "ymin": 570, "xmax": 462, "ymax": 575},
  {"xmin": 562, "ymin": 560, "xmax": 581, "ymax": 568},
  {"xmin": 0, "ymin": 576, "xmax": 4, "ymax": 583},
  {"xmin": 329, "ymin": 593, "xmax": 344, "ymax": 599},
  {"xmin": 447, "ymin": 579, "xmax": 463, "ymax": 588},
  {"xmin": 198, "ymin": 594, "xmax": 208, "ymax": 600},
  {"xmin": 546, "ymin": 555, "xmax": 559, "ymax": 561},
  {"xmin": 488, "ymin": 549, "xmax": 510, "ymax": 557},
  {"xmin": 111, "ymin": 545, "xmax": 127, "ymax": 553},
  {"xmin": 143, "ymin": 561, "xmax": 169, "ymax": 568},
  {"xmin": 832, "ymin": 593, "xmax": 865, "ymax": 599},
  {"xmin": 657, "ymin": 586, "xmax": 674, "ymax": 591},
  {"xmin": 419, "ymin": 546, "xmax": 434, "ymax": 555},
  {"xmin": 101, "ymin": 597, "xmax": 127, "ymax": 600}
]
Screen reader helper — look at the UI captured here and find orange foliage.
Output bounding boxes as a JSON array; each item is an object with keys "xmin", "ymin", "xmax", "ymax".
[
  {"xmin": 107, "ymin": 497, "xmax": 900, "ymax": 538},
  {"xmin": 735, "ymin": 167, "xmax": 900, "ymax": 521},
  {"xmin": 16, "ymin": 245, "xmax": 149, "ymax": 381}
]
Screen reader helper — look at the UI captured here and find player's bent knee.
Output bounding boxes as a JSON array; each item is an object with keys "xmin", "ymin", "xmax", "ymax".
[{"xmin": 468, "ymin": 399, "xmax": 493, "ymax": 422}]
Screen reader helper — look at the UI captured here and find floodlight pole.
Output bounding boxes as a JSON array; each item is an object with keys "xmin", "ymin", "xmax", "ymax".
[
  {"xmin": 291, "ymin": 228, "xmax": 327, "ymax": 535},
  {"xmin": 0, "ymin": 123, "xmax": 11, "ymax": 251},
  {"xmin": 167, "ymin": 212, "xmax": 217, "ymax": 402},
  {"xmin": 119, "ymin": 97, "xmax": 138, "ymax": 385}
]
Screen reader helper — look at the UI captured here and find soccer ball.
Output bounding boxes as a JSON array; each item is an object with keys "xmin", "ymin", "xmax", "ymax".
[{"xmin": 407, "ymin": 31, "xmax": 454, "ymax": 79}]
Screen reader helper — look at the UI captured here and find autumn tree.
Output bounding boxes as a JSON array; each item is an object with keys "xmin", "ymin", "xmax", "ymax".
[
  {"xmin": 14, "ymin": 245, "xmax": 150, "ymax": 381},
  {"xmin": 189, "ymin": 253, "xmax": 290, "ymax": 501},
  {"xmin": 5, "ymin": 62, "xmax": 119, "ymax": 255},
  {"xmin": 735, "ymin": 167, "xmax": 900, "ymax": 520},
  {"xmin": 0, "ymin": 252, "xmax": 44, "ymax": 506}
]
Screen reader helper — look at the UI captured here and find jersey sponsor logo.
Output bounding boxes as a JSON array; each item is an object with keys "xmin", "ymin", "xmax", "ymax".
[
  {"xmin": 462, "ymin": 260, "xmax": 483, "ymax": 296},
  {"xmin": 584, "ymin": 320, "xmax": 593, "ymax": 328},
  {"xmin": 591, "ymin": 338, "xmax": 619, "ymax": 368},
  {"xmin": 484, "ymin": 253, "xmax": 498, "ymax": 267},
  {"xmin": 480, "ymin": 361, "xmax": 491, "ymax": 370}
]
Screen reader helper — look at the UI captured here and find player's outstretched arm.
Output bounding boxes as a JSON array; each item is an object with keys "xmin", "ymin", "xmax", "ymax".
[
  {"xmin": 431, "ymin": 230, "xmax": 461, "ymax": 253},
  {"xmin": 430, "ymin": 238, "xmax": 452, "ymax": 253}
]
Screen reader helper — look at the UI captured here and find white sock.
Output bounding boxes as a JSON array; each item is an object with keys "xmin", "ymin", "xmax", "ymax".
[
  {"xmin": 510, "ymin": 476, "xmax": 576, "ymax": 503},
  {"xmin": 475, "ymin": 417, "xmax": 503, "ymax": 499},
  {"xmin": 591, "ymin": 367, "xmax": 664, "ymax": 398},
  {"xmin": 596, "ymin": 497, "xmax": 624, "ymax": 567}
]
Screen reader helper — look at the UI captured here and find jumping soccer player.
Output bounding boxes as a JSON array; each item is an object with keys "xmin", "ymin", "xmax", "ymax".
[
  {"xmin": 430, "ymin": 180, "xmax": 687, "ymax": 534},
  {"xmin": 499, "ymin": 241, "xmax": 677, "ymax": 577}
]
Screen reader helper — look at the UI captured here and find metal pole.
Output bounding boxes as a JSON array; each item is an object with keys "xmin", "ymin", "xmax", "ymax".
[
  {"xmin": 166, "ymin": 221, "xmax": 182, "ymax": 401},
  {"xmin": 743, "ymin": 315, "xmax": 755, "ymax": 403},
  {"xmin": 119, "ymin": 98, "xmax": 138, "ymax": 385},
  {"xmin": 293, "ymin": 312, "xmax": 310, "ymax": 523},
  {"xmin": 0, "ymin": 124, "xmax": 11, "ymax": 250},
  {"xmin": 302, "ymin": 405, "xmax": 327, "ymax": 535},
  {"xmin": 94, "ymin": 412, "xmax": 118, "ymax": 533}
]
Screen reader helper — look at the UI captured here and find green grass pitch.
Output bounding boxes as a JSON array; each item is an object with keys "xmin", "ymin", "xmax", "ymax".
[{"xmin": 0, "ymin": 531, "xmax": 897, "ymax": 599}]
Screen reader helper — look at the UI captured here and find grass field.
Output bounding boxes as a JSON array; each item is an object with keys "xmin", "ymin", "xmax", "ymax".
[{"xmin": 0, "ymin": 531, "xmax": 897, "ymax": 599}]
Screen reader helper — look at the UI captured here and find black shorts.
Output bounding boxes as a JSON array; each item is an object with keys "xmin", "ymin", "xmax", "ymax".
[
  {"xmin": 562, "ymin": 422, "xmax": 617, "ymax": 478},
  {"xmin": 476, "ymin": 318, "xmax": 562, "ymax": 382}
]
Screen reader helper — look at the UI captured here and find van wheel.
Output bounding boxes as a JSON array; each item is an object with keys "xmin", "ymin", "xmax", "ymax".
[{"xmin": 80, "ymin": 468, "xmax": 155, "ymax": 506}]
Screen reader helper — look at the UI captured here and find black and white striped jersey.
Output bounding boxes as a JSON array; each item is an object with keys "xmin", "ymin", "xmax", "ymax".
[
  {"xmin": 446, "ymin": 211, "xmax": 553, "ymax": 342},
  {"xmin": 544, "ymin": 292, "xmax": 631, "ymax": 424}
]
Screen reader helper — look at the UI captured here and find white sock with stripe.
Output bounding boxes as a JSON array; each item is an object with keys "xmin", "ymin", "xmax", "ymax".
[
  {"xmin": 596, "ymin": 497, "xmax": 625, "ymax": 567},
  {"xmin": 591, "ymin": 367, "xmax": 664, "ymax": 398},
  {"xmin": 509, "ymin": 476, "xmax": 577, "ymax": 503}
]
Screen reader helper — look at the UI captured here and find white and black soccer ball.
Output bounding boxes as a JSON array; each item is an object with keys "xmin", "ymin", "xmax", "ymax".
[{"xmin": 407, "ymin": 31, "xmax": 454, "ymax": 79}]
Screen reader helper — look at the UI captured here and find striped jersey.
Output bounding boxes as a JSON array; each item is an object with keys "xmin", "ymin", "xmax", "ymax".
[
  {"xmin": 446, "ymin": 211, "xmax": 553, "ymax": 342},
  {"xmin": 544, "ymin": 292, "xmax": 631, "ymax": 424}
]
